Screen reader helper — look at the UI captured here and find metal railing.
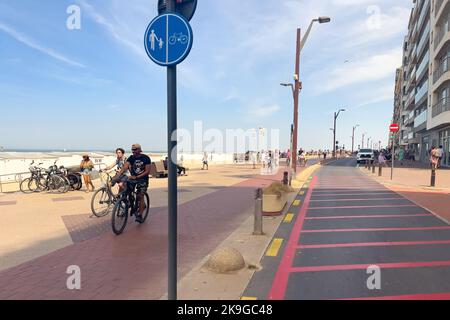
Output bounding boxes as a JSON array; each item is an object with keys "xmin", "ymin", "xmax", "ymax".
[
  {"xmin": 433, "ymin": 56, "xmax": 450, "ymax": 84},
  {"xmin": 0, "ymin": 163, "xmax": 107, "ymax": 193},
  {"xmin": 432, "ymin": 97, "xmax": 450, "ymax": 117}
]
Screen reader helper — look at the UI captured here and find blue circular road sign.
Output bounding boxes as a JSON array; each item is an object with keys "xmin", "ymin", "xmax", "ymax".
[{"xmin": 144, "ymin": 13, "xmax": 193, "ymax": 67}]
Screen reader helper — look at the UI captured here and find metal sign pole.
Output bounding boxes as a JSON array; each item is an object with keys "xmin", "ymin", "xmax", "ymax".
[
  {"xmin": 167, "ymin": 0, "xmax": 177, "ymax": 302},
  {"xmin": 391, "ymin": 133, "xmax": 394, "ymax": 180},
  {"xmin": 146, "ymin": 0, "xmax": 194, "ymax": 303}
]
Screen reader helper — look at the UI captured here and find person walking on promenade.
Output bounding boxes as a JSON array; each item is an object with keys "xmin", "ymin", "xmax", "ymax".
[
  {"xmin": 251, "ymin": 151, "xmax": 257, "ymax": 169},
  {"xmin": 80, "ymin": 154, "xmax": 95, "ymax": 192},
  {"xmin": 267, "ymin": 151, "xmax": 273, "ymax": 174},
  {"xmin": 398, "ymin": 148, "xmax": 405, "ymax": 166},
  {"xmin": 286, "ymin": 149, "xmax": 291, "ymax": 167},
  {"xmin": 429, "ymin": 146, "xmax": 440, "ymax": 170},
  {"xmin": 438, "ymin": 145, "xmax": 444, "ymax": 168},
  {"xmin": 378, "ymin": 151, "xmax": 388, "ymax": 167},
  {"xmin": 202, "ymin": 152, "xmax": 209, "ymax": 170}
]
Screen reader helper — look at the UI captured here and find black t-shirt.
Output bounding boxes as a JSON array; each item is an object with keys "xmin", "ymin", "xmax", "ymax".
[{"xmin": 127, "ymin": 154, "xmax": 151, "ymax": 181}]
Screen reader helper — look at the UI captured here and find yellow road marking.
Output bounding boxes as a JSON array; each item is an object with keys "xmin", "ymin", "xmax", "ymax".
[
  {"xmin": 266, "ymin": 238, "xmax": 283, "ymax": 257},
  {"xmin": 284, "ymin": 213, "xmax": 294, "ymax": 223},
  {"xmin": 293, "ymin": 200, "xmax": 301, "ymax": 206},
  {"xmin": 241, "ymin": 297, "xmax": 257, "ymax": 300},
  {"xmin": 299, "ymin": 191, "xmax": 305, "ymax": 195}
]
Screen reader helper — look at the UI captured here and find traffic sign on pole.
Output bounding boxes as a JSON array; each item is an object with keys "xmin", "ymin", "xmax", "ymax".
[
  {"xmin": 390, "ymin": 123, "xmax": 400, "ymax": 133},
  {"xmin": 145, "ymin": 0, "xmax": 195, "ymax": 301},
  {"xmin": 144, "ymin": 13, "xmax": 193, "ymax": 67},
  {"xmin": 158, "ymin": 0, "xmax": 197, "ymax": 21}
]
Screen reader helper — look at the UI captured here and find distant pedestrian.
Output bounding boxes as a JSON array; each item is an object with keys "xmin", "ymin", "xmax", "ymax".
[
  {"xmin": 80, "ymin": 154, "xmax": 95, "ymax": 192},
  {"xmin": 267, "ymin": 151, "xmax": 273, "ymax": 173},
  {"xmin": 430, "ymin": 146, "xmax": 440, "ymax": 170},
  {"xmin": 398, "ymin": 148, "xmax": 405, "ymax": 166},
  {"xmin": 378, "ymin": 152, "xmax": 388, "ymax": 167},
  {"xmin": 438, "ymin": 145, "xmax": 444, "ymax": 168},
  {"xmin": 251, "ymin": 152, "xmax": 257, "ymax": 169},
  {"xmin": 202, "ymin": 152, "xmax": 209, "ymax": 170}
]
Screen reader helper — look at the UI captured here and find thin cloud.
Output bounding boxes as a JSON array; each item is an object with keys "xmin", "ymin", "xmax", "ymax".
[
  {"xmin": 77, "ymin": 0, "xmax": 148, "ymax": 60},
  {"xmin": 0, "ymin": 23, "xmax": 85, "ymax": 68},
  {"xmin": 317, "ymin": 48, "xmax": 402, "ymax": 93},
  {"xmin": 247, "ymin": 105, "xmax": 281, "ymax": 118}
]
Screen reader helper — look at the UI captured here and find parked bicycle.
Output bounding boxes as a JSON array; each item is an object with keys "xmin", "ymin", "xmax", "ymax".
[
  {"xmin": 111, "ymin": 180, "xmax": 150, "ymax": 235},
  {"xmin": 20, "ymin": 161, "xmax": 44, "ymax": 194},
  {"xmin": 91, "ymin": 171, "xmax": 119, "ymax": 218}
]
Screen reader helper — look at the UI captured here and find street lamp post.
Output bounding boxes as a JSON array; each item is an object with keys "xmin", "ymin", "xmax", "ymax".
[
  {"xmin": 362, "ymin": 132, "xmax": 367, "ymax": 149},
  {"xmin": 333, "ymin": 109, "xmax": 345, "ymax": 159},
  {"xmin": 281, "ymin": 16, "xmax": 330, "ymax": 176},
  {"xmin": 352, "ymin": 125, "xmax": 360, "ymax": 154}
]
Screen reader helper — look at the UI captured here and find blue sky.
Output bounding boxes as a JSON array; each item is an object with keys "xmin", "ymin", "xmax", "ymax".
[{"xmin": 0, "ymin": 0, "xmax": 412, "ymax": 151}]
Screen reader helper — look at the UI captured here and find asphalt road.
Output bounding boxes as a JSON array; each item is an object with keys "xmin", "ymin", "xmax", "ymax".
[{"xmin": 244, "ymin": 157, "xmax": 450, "ymax": 300}]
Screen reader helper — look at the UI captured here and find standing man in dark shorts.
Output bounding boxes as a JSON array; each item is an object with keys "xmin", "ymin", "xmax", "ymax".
[{"xmin": 116, "ymin": 143, "xmax": 151, "ymax": 223}]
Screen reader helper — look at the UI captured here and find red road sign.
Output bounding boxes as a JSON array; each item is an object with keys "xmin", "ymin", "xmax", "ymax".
[{"xmin": 390, "ymin": 123, "xmax": 400, "ymax": 133}]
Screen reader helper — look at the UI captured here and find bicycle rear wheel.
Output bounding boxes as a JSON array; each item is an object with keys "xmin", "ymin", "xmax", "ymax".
[
  {"xmin": 91, "ymin": 188, "xmax": 113, "ymax": 217},
  {"xmin": 28, "ymin": 177, "xmax": 44, "ymax": 193},
  {"xmin": 67, "ymin": 173, "xmax": 82, "ymax": 191},
  {"xmin": 140, "ymin": 193, "xmax": 150, "ymax": 223},
  {"xmin": 20, "ymin": 178, "xmax": 32, "ymax": 194},
  {"xmin": 111, "ymin": 199, "xmax": 128, "ymax": 235}
]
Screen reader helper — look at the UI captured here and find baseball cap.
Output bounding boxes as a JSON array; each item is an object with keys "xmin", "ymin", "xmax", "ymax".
[{"xmin": 132, "ymin": 144, "xmax": 142, "ymax": 150}]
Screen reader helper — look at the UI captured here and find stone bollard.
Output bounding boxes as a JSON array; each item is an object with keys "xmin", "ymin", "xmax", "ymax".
[
  {"xmin": 282, "ymin": 171, "xmax": 289, "ymax": 186},
  {"xmin": 378, "ymin": 164, "xmax": 382, "ymax": 177},
  {"xmin": 253, "ymin": 188, "xmax": 264, "ymax": 235},
  {"xmin": 372, "ymin": 162, "xmax": 376, "ymax": 174}
]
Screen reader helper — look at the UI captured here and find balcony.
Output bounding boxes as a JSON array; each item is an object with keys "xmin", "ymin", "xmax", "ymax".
[
  {"xmin": 432, "ymin": 97, "xmax": 450, "ymax": 117},
  {"xmin": 415, "ymin": 81, "xmax": 428, "ymax": 104},
  {"xmin": 405, "ymin": 88, "xmax": 416, "ymax": 110},
  {"xmin": 416, "ymin": 50, "xmax": 429, "ymax": 80},
  {"xmin": 434, "ymin": 21, "xmax": 450, "ymax": 50},
  {"xmin": 433, "ymin": 56, "xmax": 450, "ymax": 84},
  {"xmin": 414, "ymin": 110, "xmax": 427, "ymax": 127},
  {"xmin": 436, "ymin": 0, "xmax": 444, "ymax": 16},
  {"xmin": 417, "ymin": 22, "xmax": 430, "ymax": 55},
  {"xmin": 417, "ymin": 0, "xmax": 430, "ymax": 29}
]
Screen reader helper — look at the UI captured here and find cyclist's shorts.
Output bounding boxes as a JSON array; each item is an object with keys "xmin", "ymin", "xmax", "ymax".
[{"xmin": 135, "ymin": 180, "xmax": 149, "ymax": 194}]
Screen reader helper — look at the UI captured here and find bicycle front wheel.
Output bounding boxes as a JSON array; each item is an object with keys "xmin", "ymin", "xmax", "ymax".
[
  {"xmin": 111, "ymin": 199, "xmax": 128, "ymax": 235},
  {"xmin": 91, "ymin": 188, "xmax": 113, "ymax": 217},
  {"xmin": 49, "ymin": 175, "xmax": 66, "ymax": 193},
  {"xmin": 140, "ymin": 193, "xmax": 150, "ymax": 223}
]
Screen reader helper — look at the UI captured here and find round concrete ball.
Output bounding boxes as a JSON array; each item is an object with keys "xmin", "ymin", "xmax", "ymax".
[{"xmin": 205, "ymin": 247, "xmax": 246, "ymax": 273}]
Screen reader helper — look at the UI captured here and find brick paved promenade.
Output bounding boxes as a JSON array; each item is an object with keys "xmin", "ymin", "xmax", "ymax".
[{"xmin": 0, "ymin": 163, "xmax": 303, "ymax": 300}]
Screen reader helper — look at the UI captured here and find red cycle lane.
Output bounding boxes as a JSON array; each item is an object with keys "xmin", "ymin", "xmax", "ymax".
[{"xmin": 244, "ymin": 158, "xmax": 450, "ymax": 300}]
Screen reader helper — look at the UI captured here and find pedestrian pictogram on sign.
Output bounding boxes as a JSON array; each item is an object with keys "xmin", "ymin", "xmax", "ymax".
[{"xmin": 144, "ymin": 13, "xmax": 193, "ymax": 67}]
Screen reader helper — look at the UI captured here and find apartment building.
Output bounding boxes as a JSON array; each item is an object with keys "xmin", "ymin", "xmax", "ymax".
[
  {"xmin": 395, "ymin": 0, "xmax": 450, "ymax": 165},
  {"xmin": 430, "ymin": 0, "xmax": 450, "ymax": 166}
]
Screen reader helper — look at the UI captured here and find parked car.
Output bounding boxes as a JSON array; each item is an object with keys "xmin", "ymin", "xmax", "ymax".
[{"xmin": 356, "ymin": 149, "xmax": 375, "ymax": 164}]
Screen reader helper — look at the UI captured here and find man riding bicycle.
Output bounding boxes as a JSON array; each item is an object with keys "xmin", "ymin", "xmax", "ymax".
[{"xmin": 114, "ymin": 144, "xmax": 151, "ymax": 223}]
